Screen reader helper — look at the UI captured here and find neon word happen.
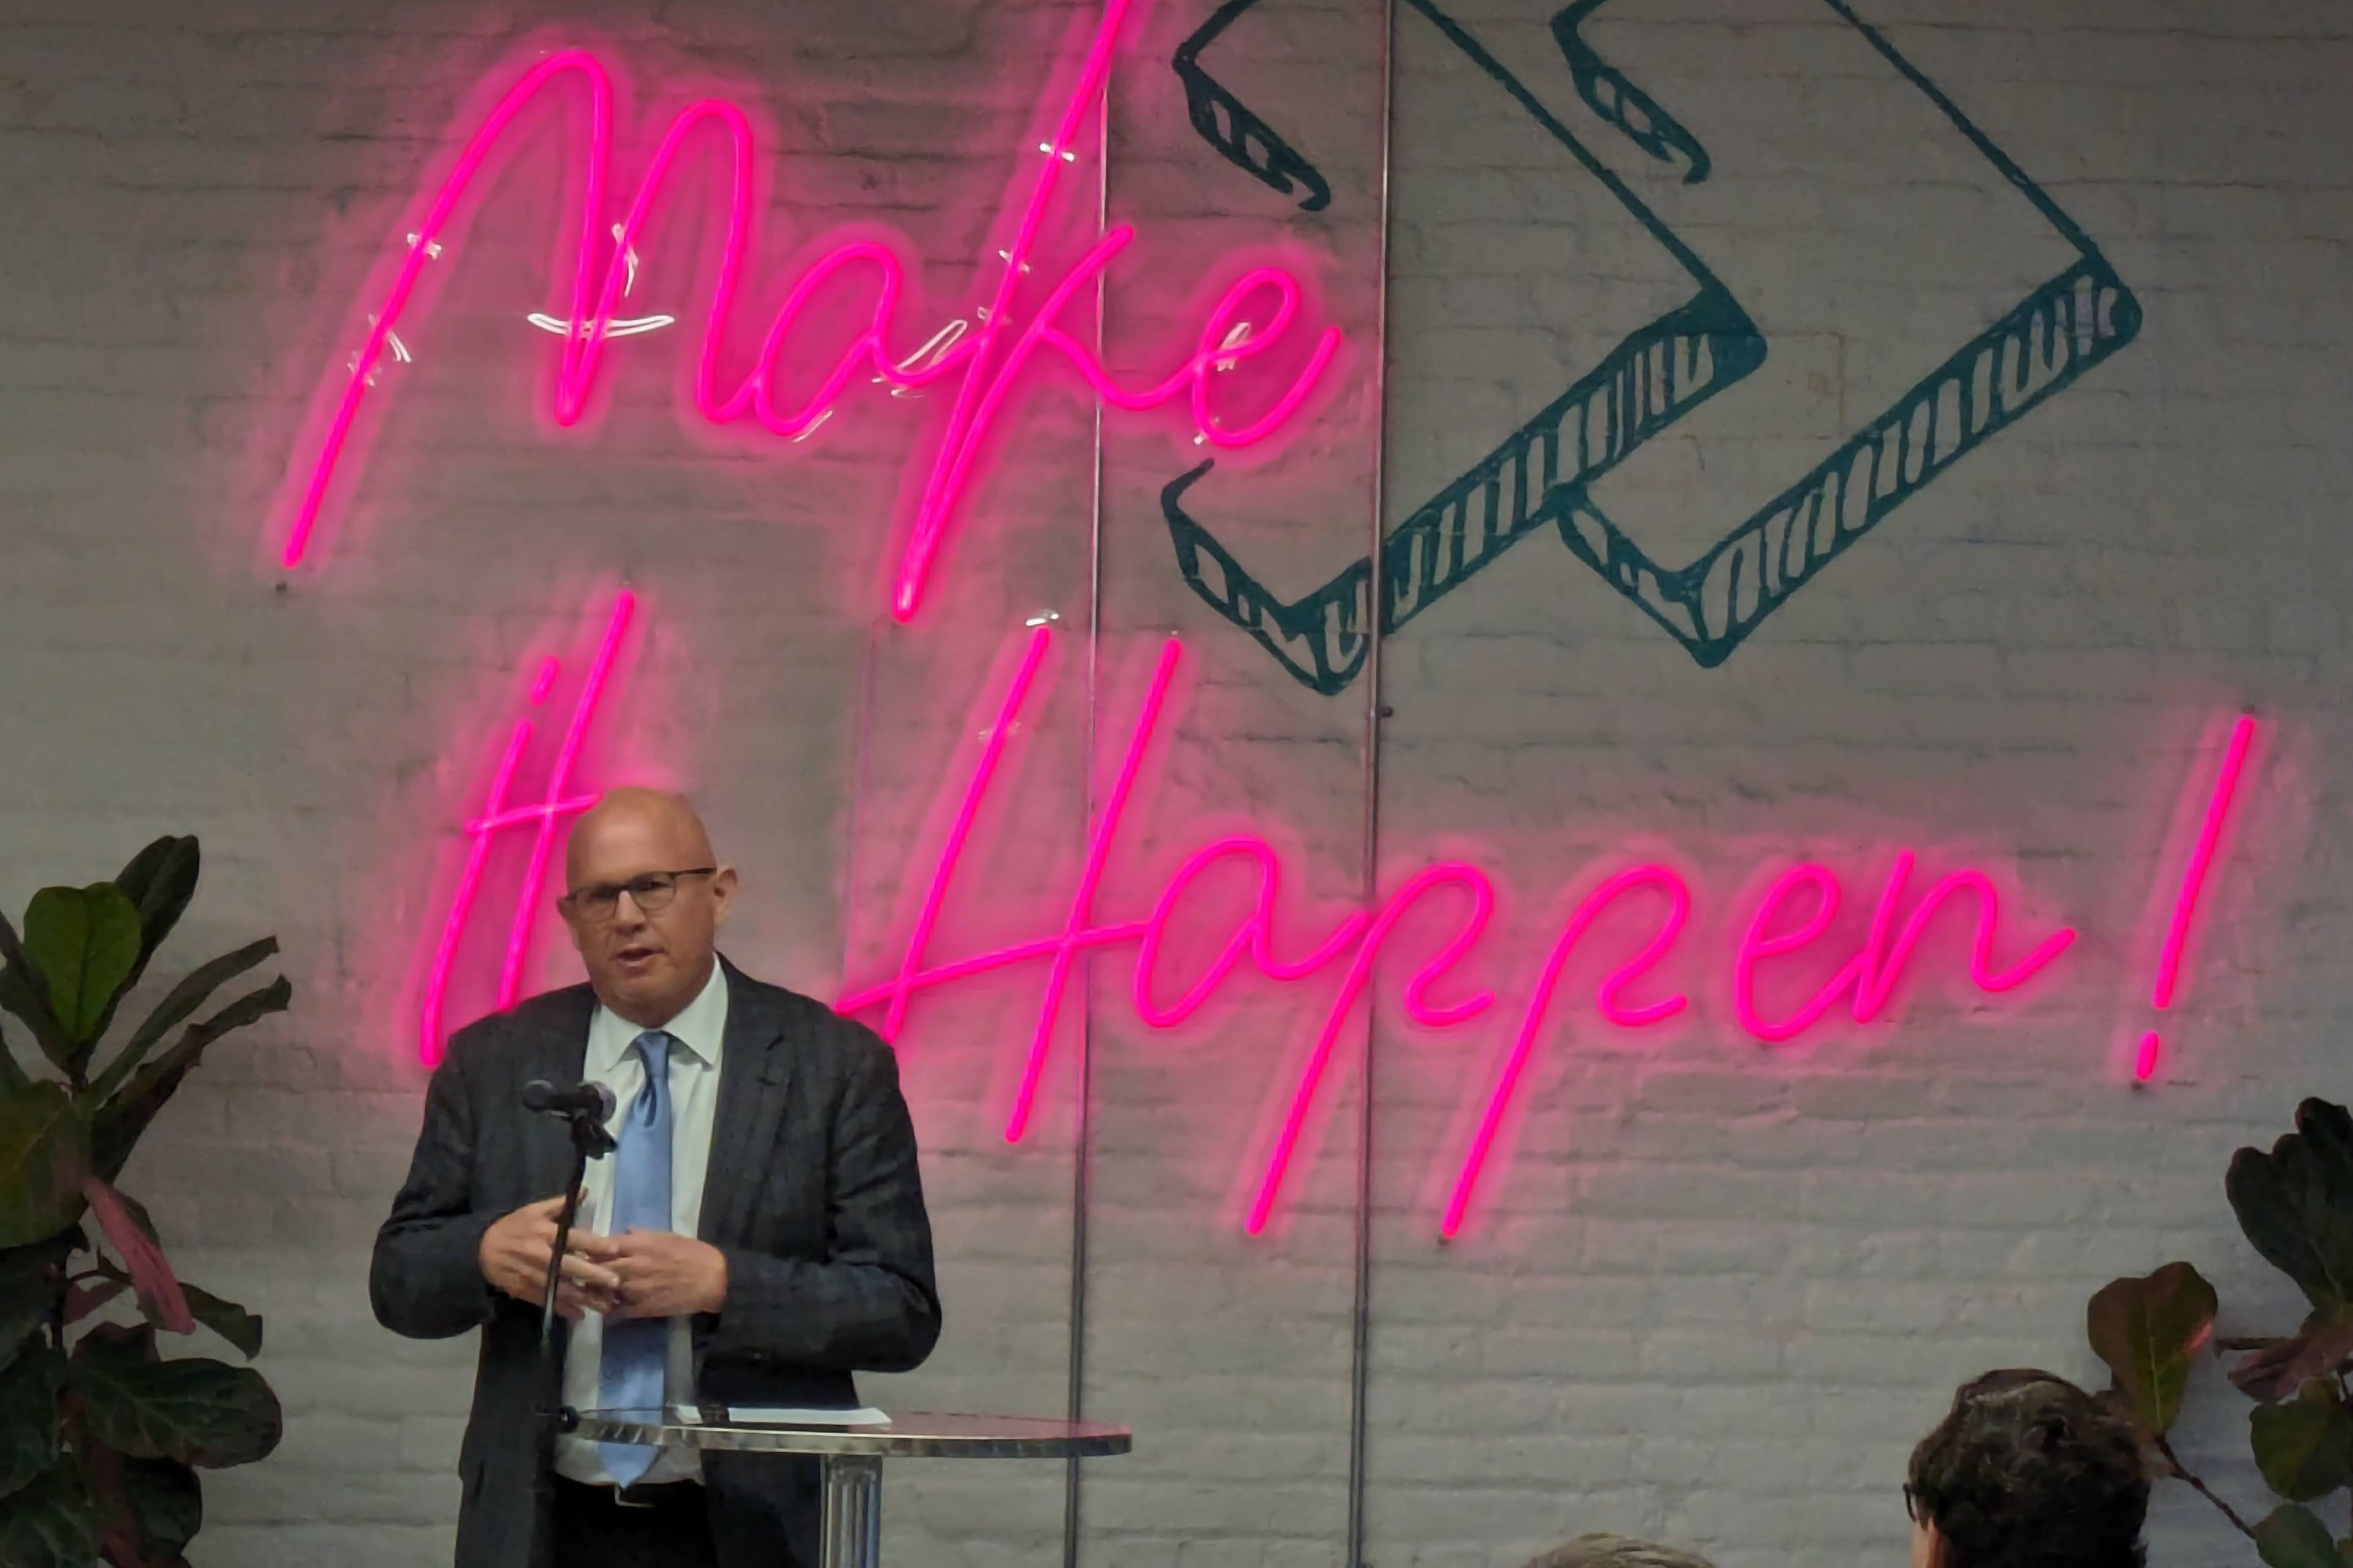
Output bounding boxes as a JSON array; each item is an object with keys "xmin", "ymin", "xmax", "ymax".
[
  {"xmin": 833, "ymin": 626, "xmax": 2080, "ymax": 1237},
  {"xmin": 278, "ymin": 0, "xmax": 1339, "ymax": 621}
]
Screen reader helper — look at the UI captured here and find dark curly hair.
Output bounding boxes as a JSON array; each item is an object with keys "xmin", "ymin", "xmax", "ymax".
[{"xmin": 1906, "ymin": 1369, "xmax": 2147, "ymax": 1568}]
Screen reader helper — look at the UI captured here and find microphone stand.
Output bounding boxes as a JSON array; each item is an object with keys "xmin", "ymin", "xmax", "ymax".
[{"xmin": 529, "ymin": 1104, "xmax": 616, "ymax": 1568}]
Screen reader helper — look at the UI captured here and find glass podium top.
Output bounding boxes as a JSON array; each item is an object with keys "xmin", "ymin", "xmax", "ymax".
[{"xmin": 571, "ymin": 1408, "xmax": 1132, "ymax": 1459}]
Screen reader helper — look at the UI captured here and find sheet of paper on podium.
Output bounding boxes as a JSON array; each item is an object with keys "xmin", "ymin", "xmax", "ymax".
[{"xmin": 711, "ymin": 1406, "xmax": 891, "ymax": 1426}]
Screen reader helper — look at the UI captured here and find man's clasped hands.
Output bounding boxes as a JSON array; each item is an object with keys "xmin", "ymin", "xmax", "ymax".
[{"xmin": 477, "ymin": 1194, "xmax": 730, "ymax": 1320}]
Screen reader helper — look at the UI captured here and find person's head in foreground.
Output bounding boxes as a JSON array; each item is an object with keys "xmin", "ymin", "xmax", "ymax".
[
  {"xmin": 1521, "ymin": 1535, "xmax": 1717, "ymax": 1568},
  {"xmin": 1906, "ymin": 1368, "xmax": 2148, "ymax": 1568}
]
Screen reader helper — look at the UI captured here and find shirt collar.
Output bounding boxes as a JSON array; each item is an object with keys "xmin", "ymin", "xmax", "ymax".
[{"xmin": 586, "ymin": 957, "xmax": 730, "ymax": 1076}]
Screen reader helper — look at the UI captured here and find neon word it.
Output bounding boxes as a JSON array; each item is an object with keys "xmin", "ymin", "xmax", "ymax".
[{"xmin": 278, "ymin": 0, "xmax": 1339, "ymax": 621}]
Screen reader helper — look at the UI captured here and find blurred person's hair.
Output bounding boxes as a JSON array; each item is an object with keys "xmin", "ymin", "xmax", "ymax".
[
  {"xmin": 1906, "ymin": 1368, "xmax": 2148, "ymax": 1568},
  {"xmin": 1520, "ymin": 1534, "xmax": 1718, "ymax": 1568}
]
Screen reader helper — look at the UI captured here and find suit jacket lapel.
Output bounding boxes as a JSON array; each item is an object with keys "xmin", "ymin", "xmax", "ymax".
[
  {"xmin": 520, "ymin": 987, "xmax": 597, "ymax": 1195},
  {"xmin": 699, "ymin": 958, "xmax": 797, "ymax": 1246}
]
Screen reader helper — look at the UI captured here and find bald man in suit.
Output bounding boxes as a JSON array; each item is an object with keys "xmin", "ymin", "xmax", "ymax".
[{"xmin": 373, "ymin": 789, "xmax": 939, "ymax": 1568}]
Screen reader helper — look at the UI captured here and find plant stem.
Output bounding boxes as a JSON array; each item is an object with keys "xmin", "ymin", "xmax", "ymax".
[{"xmin": 2154, "ymin": 1436, "xmax": 2259, "ymax": 1539}]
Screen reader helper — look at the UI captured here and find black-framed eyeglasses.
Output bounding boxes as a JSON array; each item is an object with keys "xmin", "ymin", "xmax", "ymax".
[{"xmin": 561, "ymin": 868, "xmax": 717, "ymax": 922}]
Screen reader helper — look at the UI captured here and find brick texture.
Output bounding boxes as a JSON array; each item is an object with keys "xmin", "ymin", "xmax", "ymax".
[{"xmin": 2, "ymin": 1, "xmax": 2350, "ymax": 1567}]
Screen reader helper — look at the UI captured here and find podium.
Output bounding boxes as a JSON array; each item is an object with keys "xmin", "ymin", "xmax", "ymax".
[{"xmin": 573, "ymin": 1409, "xmax": 1132, "ymax": 1568}]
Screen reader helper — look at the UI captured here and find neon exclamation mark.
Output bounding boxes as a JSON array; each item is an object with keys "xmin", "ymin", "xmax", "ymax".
[{"xmin": 2136, "ymin": 713, "xmax": 2257, "ymax": 1082}]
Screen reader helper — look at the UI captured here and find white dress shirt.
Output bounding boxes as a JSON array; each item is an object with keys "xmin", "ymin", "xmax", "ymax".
[{"xmin": 555, "ymin": 958, "xmax": 729, "ymax": 1487}]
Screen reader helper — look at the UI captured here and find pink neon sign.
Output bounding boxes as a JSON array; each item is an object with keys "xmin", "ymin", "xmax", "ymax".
[
  {"xmin": 421, "ymin": 608, "xmax": 2258, "ymax": 1235},
  {"xmin": 2135, "ymin": 714, "xmax": 2257, "ymax": 1081},
  {"xmin": 1732, "ymin": 856, "xmax": 2075, "ymax": 1044},
  {"xmin": 418, "ymin": 591, "xmax": 631, "ymax": 1066},
  {"xmin": 278, "ymin": 0, "xmax": 1339, "ymax": 621},
  {"xmin": 829, "ymin": 627, "xmax": 2086, "ymax": 1234}
]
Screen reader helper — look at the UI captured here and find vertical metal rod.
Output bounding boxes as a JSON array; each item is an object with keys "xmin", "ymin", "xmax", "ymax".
[
  {"xmin": 837, "ymin": 614, "xmax": 885, "ymax": 981},
  {"xmin": 1064, "ymin": 28, "xmax": 1115, "ymax": 1568},
  {"xmin": 1345, "ymin": 4, "xmax": 1401, "ymax": 1566},
  {"xmin": 819, "ymin": 1454, "xmax": 886, "ymax": 1568}
]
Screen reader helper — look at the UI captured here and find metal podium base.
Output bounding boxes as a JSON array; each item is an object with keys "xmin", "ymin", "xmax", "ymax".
[{"xmin": 819, "ymin": 1455, "xmax": 883, "ymax": 1568}]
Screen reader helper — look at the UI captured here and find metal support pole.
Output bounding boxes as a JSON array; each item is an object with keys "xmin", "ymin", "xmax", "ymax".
[
  {"xmin": 1064, "ymin": 28, "xmax": 1116, "ymax": 1568},
  {"xmin": 1344, "ymin": 4, "xmax": 1401, "ymax": 1567},
  {"xmin": 819, "ymin": 1454, "xmax": 885, "ymax": 1568}
]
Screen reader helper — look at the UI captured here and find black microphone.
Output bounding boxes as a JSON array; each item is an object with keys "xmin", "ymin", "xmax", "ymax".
[{"xmin": 521, "ymin": 1079, "xmax": 616, "ymax": 1122}]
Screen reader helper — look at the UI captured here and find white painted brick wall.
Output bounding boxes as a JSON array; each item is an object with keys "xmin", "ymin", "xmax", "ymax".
[{"xmin": 3, "ymin": 2, "xmax": 2351, "ymax": 1568}]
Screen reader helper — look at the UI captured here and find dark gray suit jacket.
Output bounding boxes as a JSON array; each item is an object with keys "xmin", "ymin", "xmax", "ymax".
[{"xmin": 369, "ymin": 960, "xmax": 941, "ymax": 1568}]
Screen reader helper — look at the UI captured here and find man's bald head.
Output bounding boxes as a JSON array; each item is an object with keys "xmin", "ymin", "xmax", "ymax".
[
  {"xmin": 565, "ymin": 787, "xmax": 716, "ymax": 890},
  {"xmin": 559, "ymin": 787, "xmax": 737, "ymax": 1028}
]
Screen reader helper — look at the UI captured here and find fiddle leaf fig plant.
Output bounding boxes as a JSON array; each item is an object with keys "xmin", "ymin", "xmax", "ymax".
[
  {"xmin": 2086, "ymin": 1100, "xmax": 2353, "ymax": 1568},
  {"xmin": 0, "ymin": 836, "xmax": 290, "ymax": 1568}
]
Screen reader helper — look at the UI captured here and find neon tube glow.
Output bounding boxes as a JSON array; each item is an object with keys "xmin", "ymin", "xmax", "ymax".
[
  {"xmin": 425, "ymin": 613, "xmax": 2241, "ymax": 1235},
  {"xmin": 278, "ymin": 3, "xmax": 1340, "ymax": 620}
]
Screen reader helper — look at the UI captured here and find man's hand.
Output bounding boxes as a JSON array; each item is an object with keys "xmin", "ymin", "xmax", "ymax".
[
  {"xmin": 577, "ymin": 1230, "xmax": 728, "ymax": 1319},
  {"xmin": 478, "ymin": 1194, "xmax": 621, "ymax": 1319}
]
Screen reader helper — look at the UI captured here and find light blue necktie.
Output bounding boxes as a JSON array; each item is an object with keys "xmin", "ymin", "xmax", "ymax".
[{"xmin": 597, "ymin": 1029, "xmax": 673, "ymax": 1487}]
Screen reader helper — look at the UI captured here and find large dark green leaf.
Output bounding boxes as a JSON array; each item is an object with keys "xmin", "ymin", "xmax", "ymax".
[
  {"xmin": 180, "ymin": 1286, "xmax": 261, "ymax": 1360},
  {"xmin": 118, "ymin": 1455, "xmax": 201, "ymax": 1556},
  {"xmin": 0, "ymin": 1458, "xmax": 98, "ymax": 1567},
  {"xmin": 2259, "ymin": 1504, "xmax": 2345, "ymax": 1568},
  {"xmin": 83, "ymin": 1439, "xmax": 204, "ymax": 1567},
  {"xmin": 88, "ymin": 937, "xmax": 277, "ymax": 1107},
  {"xmin": 84, "ymin": 838, "xmax": 202, "ymax": 1067},
  {"xmin": 2231, "ymin": 1100, "xmax": 2353, "ymax": 1318},
  {"xmin": 0, "ymin": 910, "xmax": 70, "ymax": 1075},
  {"xmin": 111, "ymin": 838, "xmax": 199, "ymax": 979},
  {"xmin": 0, "ymin": 1084, "xmax": 91, "ymax": 1249},
  {"xmin": 2087, "ymin": 1261, "xmax": 2218, "ymax": 1436},
  {"xmin": 0, "ymin": 1341, "xmax": 64, "ymax": 1499},
  {"xmin": 20, "ymin": 885, "xmax": 142, "ymax": 1055},
  {"xmin": 90, "ymin": 977, "xmax": 290, "ymax": 1183},
  {"xmin": 2254, "ymin": 1382, "xmax": 2353, "ymax": 1502},
  {"xmin": 70, "ymin": 1329, "xmax": 281, "ymax": 1469}
]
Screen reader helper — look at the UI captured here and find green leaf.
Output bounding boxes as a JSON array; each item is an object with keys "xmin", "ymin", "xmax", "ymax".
[
  {"xmin": 89, "ymin": 839, "xmax": 203, "ymax": 1062},
  {"xmin": 0, "ymin": 1341, "xmax": 64, "ymax": 1499},
  {"xmin": 2086, "ymin": 1261, "xmax": 2219, "ymax": 1436},
  {"xmin": 2231, "ymin": 1099, "xmax": 2353, "ymax": 1318},
  {"xmin": 2259, "ymin": 1504, "xmax": 2344, "ymax": 1568},
  {"xmin": 21, "ymin": 884, "xmax": 143, "ymax": 1055},
  {"xmin": 0, "ymin": 1458, "xmax": 99, "ymax": 1567},
  {"xmin": 88, "ymin": 937, "xmax": 277, "ymax": 1107},
  {"xmin": 0, "ymin": 910, "xmax": 71, "ymax": 1075},
  {"xmin": 112, "ymin": 838, "xmax": 200, "ymax": 978},
  {"xmin": 2253, "ymin": 1382, "xmax": 2353, "ymax": 1501},
  {"xmin": 91, "ymin": 977, "xmax": 290, "ymax": 1183},
  {"xmin": 118, "ymin": 1455, "xmax": 201, "ymax": 1556},
  {"xmin": 70, "ymin": 1328, "xmax": 281, "ymax": 1468},
  {"xmin": 2235, "ymin": 1323, "xmax": 2353, "ymax": 1404},
  {"xmin": 180, "ymin": 1286, "xmax": 262, "ymax": 1360},
  {"xmin": 0, "ymin": 1241, "xmax": 63, "ymax": 1374},
  {"xmin": 0, "ymin": 1084, "xmax": 91, "ymax": 1248}
]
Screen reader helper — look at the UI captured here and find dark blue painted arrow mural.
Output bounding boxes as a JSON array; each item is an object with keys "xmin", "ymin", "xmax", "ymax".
[{"xmin": 1165, "ymin": 0, "xmax": 2141, "ymax": 687}]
